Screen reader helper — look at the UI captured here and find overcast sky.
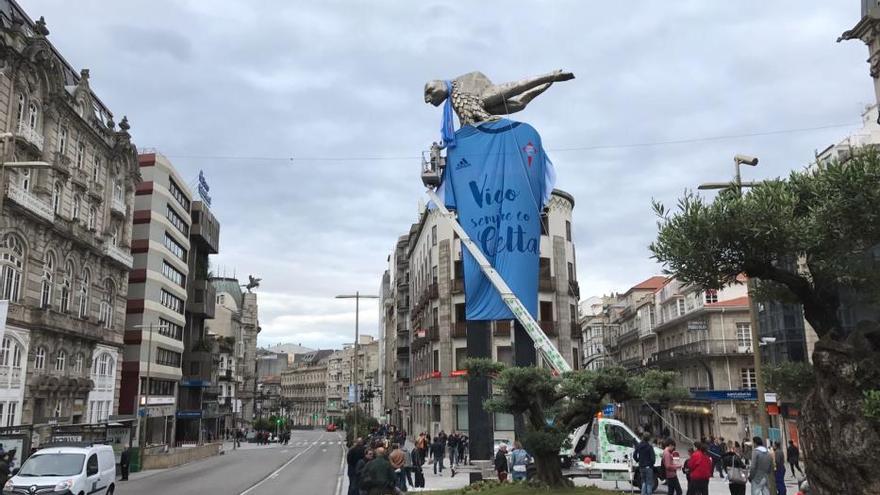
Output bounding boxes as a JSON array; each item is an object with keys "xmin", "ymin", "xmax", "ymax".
[{"xmin": 25, "ymin": 0, "xmax": 873, "ymax": 349}]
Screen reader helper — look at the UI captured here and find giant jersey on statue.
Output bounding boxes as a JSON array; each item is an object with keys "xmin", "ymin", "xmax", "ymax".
[{"xmin": 441, "ymin": 119, "xmax": 555, "ymax": 320}]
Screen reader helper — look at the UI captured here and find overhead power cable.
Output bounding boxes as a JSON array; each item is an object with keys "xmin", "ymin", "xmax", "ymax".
[{"xmin": 147, "ymin": 121, "xmax": 859, "ymax": 163}]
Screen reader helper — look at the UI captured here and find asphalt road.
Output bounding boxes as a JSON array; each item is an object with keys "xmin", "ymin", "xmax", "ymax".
[{"xmin": 120, "ymin": 430, "xmax": 346, "ymax": 495}]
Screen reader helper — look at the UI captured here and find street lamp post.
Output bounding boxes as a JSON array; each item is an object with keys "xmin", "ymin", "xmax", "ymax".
[
  {"xmin": 336, "ymin": 292, "xmax": 379, "ymax": 441},
  {"xmin": 699, "ymin": 154, "xmax": 775, "ymax": 494}
]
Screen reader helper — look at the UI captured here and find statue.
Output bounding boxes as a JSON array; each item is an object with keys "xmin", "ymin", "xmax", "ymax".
[
  {"xmin": 424, "ymin": 70, "xmax": 574, "ymax": 126},
  {"xmin": 244, "ymin": 275, "xmax": 261, "ymax": 293}
]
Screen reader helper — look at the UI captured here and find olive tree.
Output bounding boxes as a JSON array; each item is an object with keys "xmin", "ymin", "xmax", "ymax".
[{"xmin": 650, "ymin": 149, "xmax": 880, "ymax": 495}]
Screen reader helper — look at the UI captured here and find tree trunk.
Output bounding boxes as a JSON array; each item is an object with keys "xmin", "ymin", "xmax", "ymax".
[
  {"xmin": 532, "ymin": 450, "xmax": 571, "ymax": 488},
  {"xmin": 801, "ymin": 340, "xmax": 880, "ymax": 495}
]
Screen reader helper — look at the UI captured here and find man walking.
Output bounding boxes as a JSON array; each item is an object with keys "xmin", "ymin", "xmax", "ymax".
[
  {"xmin": 749, "ymin": 437, "xmax": 773, "ymax": 495},
  {"xmin": 773, "ymin": 442, "xmax": 787, "ymax": 495},
  {"xmin": 347, "ymin": 438, "xmax": 366, "ymax": 495},
  {"xmin": 430, "ymin": 436, "xmax": 445, "ymax": 475},
  {"xmin": 448, "ymin": 432, "xmax": 459, "ymax": 467},
  {"xmin": 662, "ymin": 439, "xmax": 682, "ymax": 495},
  {"xmin": 119, "ymin": 447, "xmax": 131, "ymax": 481},
  {"xmin": 786, "ymin": 441, "xmax": 804, "ymax": 478},
  {"xmin": 633, "ymin": 432, "xmax": 656, "ymax": 495},
  {"xmin": 389, "ymin": 443, "xmax": 407, "ymax": 492}
]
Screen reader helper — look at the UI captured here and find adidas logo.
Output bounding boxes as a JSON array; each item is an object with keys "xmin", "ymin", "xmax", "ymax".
[{"xmin": 456, "ymin": 158, "xmax": 471, "ymax": 170}]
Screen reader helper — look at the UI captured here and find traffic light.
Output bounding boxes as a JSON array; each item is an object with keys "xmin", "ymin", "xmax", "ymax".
[{"xmin": 276, "ymin": 418, "xmax": 282, "ymax": 426}]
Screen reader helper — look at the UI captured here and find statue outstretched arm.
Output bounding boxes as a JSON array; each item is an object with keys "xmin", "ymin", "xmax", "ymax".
[
  {"xmin": 482, "ymin": 70, "xmax": 574, "ymax": 108},
  {"xmin": 485, "ymin": 82, "xmax": 554, "ymax": 115}
]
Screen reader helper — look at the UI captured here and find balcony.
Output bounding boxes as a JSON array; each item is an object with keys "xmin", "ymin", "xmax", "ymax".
[
  {"xmin": 218, "ymin": 369, "xmax": 234, "ymax": 381},
  {"xmin": 187, "ymin": 279, "xmax": 216, "ymax": 318},
  {"xmin": 103, "ymin": 243, "xmax": 133, "ymax": 268},
  {"xmin": 570, "ymin": 321, "xmax": 582, "ymax": 340},
  {"xmin": 428, "ymin": 283, "xmax": 439, "ymax": 300},
  {"xmin": 16, "ymin": 121, "xmax": 43, "ymax": 151},
  {"xmin": 539, "ymin": 276, "xmax": 556, "ymax": 292},
  {"xmin": 428, "ymin": 326, "xmax": 440, "ymax": 341},
  {"xmin": 451, "ymin": 322, "xmax": 467, "ymax": 338},
  {"xmin": 71, "ymin": 167, "xmax": 89, "ymax": 189},
  {"xmin": 191, "ymin": 202, "xmax": 219, "ymax": 254},
  {"xmin": 6, "ymin": 182, "xmax": 54, "ymax": 222},
  {"xmin": 493, "ymin": 320, "xmax": 511, "ymax": 337},
  {"xmin": 651, "ymin": 339, "xmax": 752, "ymax": 365},
  {"xmin": 110, "ymin": 196, "xmax": 126, "ymax": 216},
  {"xmin": 568, "ymin": 280, "xmax": 580, "ymax": 298},
  {"xmin": 452, "ymin": 278, "xmax": 464, "ymax": 295},
  {"xmin": 619, "ymin": 356, "xmax": 645, "ymax": 370},
  {"xmin": 396, "ymin": 345, "xmax": 410, "ymax": 357},
  {"xmin": 10, "ymin": 304, "xmax": 103, "ymax": 342},
  {"xmin": 540, "ymin": 321, "xmax": 557, "ymax": 337},
  {"xmin": 88, "ymin": 181, "xmax": 104, "ymax": 201}
]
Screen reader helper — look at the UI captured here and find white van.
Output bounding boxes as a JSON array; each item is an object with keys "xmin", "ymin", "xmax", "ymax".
[{"xmin": 4, "ymin": 443, "xmax": 117, "ymax": 495}]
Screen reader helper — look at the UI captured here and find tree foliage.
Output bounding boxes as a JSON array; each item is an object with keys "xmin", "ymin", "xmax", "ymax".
[
  {"xmin": 468, "ymin": 360, "xmax": 685, "ymax": 487},
  {"xmin": 763, "ymin": 362, "xmax": 815, "ymax": 404},
  {"xmin": 650, "ymin": 149, "xmax": 880, "ymax": 341}
]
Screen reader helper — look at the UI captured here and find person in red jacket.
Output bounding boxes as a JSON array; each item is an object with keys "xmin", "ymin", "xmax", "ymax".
[{"xmin": 687, "ymin": 442, "xmax": 713, "ymax": 495}]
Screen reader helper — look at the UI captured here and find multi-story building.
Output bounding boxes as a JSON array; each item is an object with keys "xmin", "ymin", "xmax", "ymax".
[
  {"xmin": 386, "ymin": 189, "xmax": 579, "ymax": 442},
  {"xmin": 380, "ymin": 235, "xmax": 411, "ymax": 430},
  {"xmin": 176, "ymin": 201, "xmax": 219, "ymax": 443},
  {"xmin": 579, "ymin": 295, "xmax": 611, "ymax": 371},
  {"xmin": 256, "ymin": 349, "xmax": 289, "ymax": 379},
  {"xmin": 0, "ymin": 7, "xmax": 138, "ymax": 429},
  {"xmin": 606, "ymin": 276, "xmax": 666, "ymax": 372},
  {"xmin": 120, "ymin": 152, "xmax": 191, "ymax": 446},
  {"xmin": 325, "ymin": 350, "xmax": 346, "ymax": 425},
  {"xmin": 282, "ymin": 349, "xmax": 332, "ymax": 426},
  {"xmin": 204, "ymin": 277, "xmax": 249, "ymax": 432},
  {"xmin": 239, "ymin": 291, "xmax": 260, "ymax": 425}
]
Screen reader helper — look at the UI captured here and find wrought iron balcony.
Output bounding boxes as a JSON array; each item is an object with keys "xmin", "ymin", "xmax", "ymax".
[
  {"xmin": 493, "ymin": 320, "xmax": 511, "ymax": 337},
  {"xmin": 16, "ymin": 121, "xmax": 43, "ymax": 151},
  {"xmin": 103, "ymin": 243, "xmax": 133, "ymax": 268},
  {"xmin": 651, "ymin": 339, "xmax": 752, "ymax": 365},
  {"xmin": 539, "ymin": 276, "xmax": 556, "ymax": 292},
  {"xmin": 451, "ymin": 322, "xmax": 467, "ymax": 338},
  {"xmin": 6, "ymin": 182, "xmax": 54, "ymax": 222}
]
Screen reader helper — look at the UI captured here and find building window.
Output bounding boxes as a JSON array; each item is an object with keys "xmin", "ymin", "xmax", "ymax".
[
  {"xmin": 156, "ymin": 348, "xmax": 181, "ymax": 367},
  {"xmin": 166, "ymin": 204, "xmax": 189, "ymax": 235},
  {"xmin": 168, "ymin": 178, "xmax": 190, "ymax": 211},
  {"xmin": 27, "ymin": 102, "xmax": 38, "ymax": 131},
  {"xmin": 565, "ymin": 220, "xmax": 572, "ymax": 241},
  {"xmin": 55, "ymin": 350, "xmax": 66, "ymax": 372},
  {"xmin": 741, "ymin": 368, "xmax": 757, "ymax": 390},
  {"xmin": 34, "ymin": 348, "xmax": 46, "ymax": 370},
  {"xmin": 0, "ymin": 234, "xmax": 25, "ymax": 302},
  {"xmin": 113, "ymin": 180, "xmax": 124, "ymax": 202},
  {"xmin": 736, "ymin": 323, "xmax": 752, "ymax": 349},
  {"xmin": 161, "ymin": 260, "xmax": 185, "ymax": 287},
  {"xmin": 99, "ymin": 279, "xmax": 114, "ymax": 329},
  {"xmin": 163, "ymin": 232, "xmax": 187, "ymax": 261},
  {"xmin": 78, "ymin": 267, "xmax": 90, "ymax": 319},
  {"xmin": 92, "ymin": 156, "xmax": 101, "ymax": 183},
  {"xmin": 60, "ymin": 261, "xmax": 73, "ymax": 313},
  {"xmin": 704, "ymin": 290, "xmax": 718, "ymax": 304},
  {"xmin": 58, "ymin": 126, "xmax": 67, "ymax": 154},
  {"xmin": 87, "ymin": 206, "xmax": 96, "ymax": 230},
  {"xmin": 76, "ymin": 140, "xmax": 85, "ymax": 169},
  {"xmin": 19, "ymin": 169, "xmax": 30, "ymax": 191},
  {"xmin": 40, "ymin": 252, "xmax": 55, "ymax": 308},
  {"xmin": 73, "ymin": 354, "xmax": 83, "ymax": 374},
  {"xmin": 159, "ymin": 289, "xmax": 184, "ymax": 314},
  {"xmin": 431, "ymin": 225, "xmax": 437, "ymax": 246},
  {"xmin": 72, "ymin": 194, "xmax": 81, "ymax": 220},
  {"xmin": 4, "ymin": 402, "xmax": 16, "ymax": 427},
  {"xmin": 158, "ymin": 318, "xmax": 184, "ymax": 340},
  {"xmin": 52, "ymin": 183, "xmax": 62, "ymax": 214},
  {"xmin": 677, "ymin": 298, "xmax": 686, "ymax": 316},
  {"xmin": 15, "ymin": 94, "xmax": 24, "ymax": 124},
  {"xmin": 431, "ymin": 265, "xmax": 438, "ymax": 284}
]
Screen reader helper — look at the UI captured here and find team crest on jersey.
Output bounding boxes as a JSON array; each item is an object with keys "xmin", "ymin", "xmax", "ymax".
[{"xmin": 522, "ymin": 142, "xmax": 536, "ymax": 166}]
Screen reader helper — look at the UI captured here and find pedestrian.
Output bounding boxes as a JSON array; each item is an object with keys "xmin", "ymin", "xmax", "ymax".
[
  {"xmin": 683, "ymin": 446, "xmax": 695, "ymax": 495},
  {"xmin": 389, "ymin": 443, "xmax": 407, "ymax": 492},
  {"xmin": 633, "ymin": 432, "xmax": 656, "ymax": 495},
  {"xmin": 347, "ymin": 438, "xmax": 366, "ymax": 495},
  {"xmin": 687, "ymin": 442, "xmax": 712, "ymax": 495},
  {"xmin": 360, "ymin": 447, "xmax": 396, "ymax": 495},
  {"xmin": 411, "ymin": 445, "xmax": 425, "ymax": 488},
  {"xmin": 709, "ymin": 437, "xmax": 725, "ymax": 478},
  {"xmin": 0, "ymin": 453, "xmax": 9, "ymax": 492},
  {"xmin": 448, "ymin": 432, "xmax": 459, "ymax": 467},
  {"xmin": 773, "ymin": 442, "xmax": 787, "ymax": 495},
  {"xmin": 119, "ymin": 447, "xmax": 131, "ymax": 481},
  {"xmin": 748, "ymin": 437, "xmax": 773, "ymax": 495},
  {"xmin": 786, "ymin": 441, "xmax": 804, "ymax": 478},
  {"xmin": 416, "ymin": 432, "xmax": 428, "ymax": 459},
  {"xmin": 662, "ymin": 439, "xmax": 682, "ymax": 495},
  {"xmin": 458, "ymin": 435, "xmax": 469, "ymax": 465},
  {"xmin": 509, "ymin": 441, "xmax": 530, "ymax": 482},
  {"xmin": 430, "ymin": 436, "xmax": 445, "ymax": 475},
  {"xmin": 722, "ymin": 449, "xmax": 748, "ymax": 495},
  {"xmin": 494, "ymin": 443, "xmax": 509, "ymax": 482},
  {"xmin": 401, "ymin": 442, "xmax": 414, "ymax": 489}
]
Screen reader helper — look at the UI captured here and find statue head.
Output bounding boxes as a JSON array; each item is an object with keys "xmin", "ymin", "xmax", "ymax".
[{"xmin": 424, "ymin": 80, "xmax": 448, "ymax": 106}]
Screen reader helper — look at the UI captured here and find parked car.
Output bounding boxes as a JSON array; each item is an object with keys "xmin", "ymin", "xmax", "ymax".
[
  {"xmin": 326, "ymin": 424, "xmax": 337, "ymax": 432},
  {"xmin": 4, "ymin": 443, "xmax": 116, "ymax": 495}
]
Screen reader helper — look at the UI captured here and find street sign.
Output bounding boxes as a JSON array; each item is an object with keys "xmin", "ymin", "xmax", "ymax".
[
  {"xmin": 602, "ymin": 404, "xmax": 615, "ymax": 417},
  {"xmin": 687, "ymin": 320, "xmax": 708, "ymax": 331}
]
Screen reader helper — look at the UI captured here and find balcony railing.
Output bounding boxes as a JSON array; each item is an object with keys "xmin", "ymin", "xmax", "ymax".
[
  {"xmin": 428, "ymin": 326, "xmax": 440, "ymax": 341},
  {"xmin": 16, "ymin": 121, "xmax": 44, "ymax": 150},
  {"xmin": 451, "ymin": 322, "xmax": 467, "ymax": 338},
  {"xmin": 540, "ymin": 321, "xmax": 557, "ymax": 337},
  {"xmin": 92, "ymin": 375, "xmax": 114, "ymax": 392},
  {"xmin": 539, "ymin": 276, "xmax": 555, "ymax": 292},
  {"xmin": 651, "ymin": 339, "xmax": 752, "ymax": 365},
  {"xmin": 452, "ymin": 278, "xmax": 464, "ymax": 295},
  {"xmin": 570, "ymin": 322, "xmax": 582, "ymax": 340},
  {"xmin": 103, "ymin": 243, "xmax": 133, "ymax": 268},
  {"xmin": 6, "ymin": 182, "xmax": 54, "ymax": 222},
  {"xmin": 110, "ymin": 196, "xmax": 126, "ymax": 216},
  {"xmin": 568, "ymin": 280, "xmax": 580, "ymax": 298}
]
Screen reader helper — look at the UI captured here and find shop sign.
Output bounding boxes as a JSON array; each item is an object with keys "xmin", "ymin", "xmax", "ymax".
[
  {"xmin": 720, "ymin": 416, "xmax": 739, "ymax": 425},
  {"xmin": 692, "ymin": 389, "xmax": 757, "ymax": 401}
]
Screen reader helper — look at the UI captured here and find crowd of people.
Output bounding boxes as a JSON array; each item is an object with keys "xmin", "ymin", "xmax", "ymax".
[{"xmin": 635, "ymin": 432, "xmax": 807, "ymax": 495}]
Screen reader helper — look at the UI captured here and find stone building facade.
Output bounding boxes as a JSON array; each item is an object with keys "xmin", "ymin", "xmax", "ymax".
[
  {"xmin": 382, "ymin": 190, "xmax": 580, "ymax": 443},
  {"xmin": 282, "ymin": 349, "xmax": 331, "ymax": 426},
  {"xmin": 0, "ymin": 8, "xmax": 138, "ymax": 428}
]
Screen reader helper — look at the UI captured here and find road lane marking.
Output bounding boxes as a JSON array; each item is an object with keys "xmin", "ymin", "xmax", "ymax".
[
  {"xmin": 239, "ymin": 442, "xmax": 317, "ymax": 495},
  {"xmin": 335, "ymin": 437, "xmax": 346, "ymax": 495}
]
